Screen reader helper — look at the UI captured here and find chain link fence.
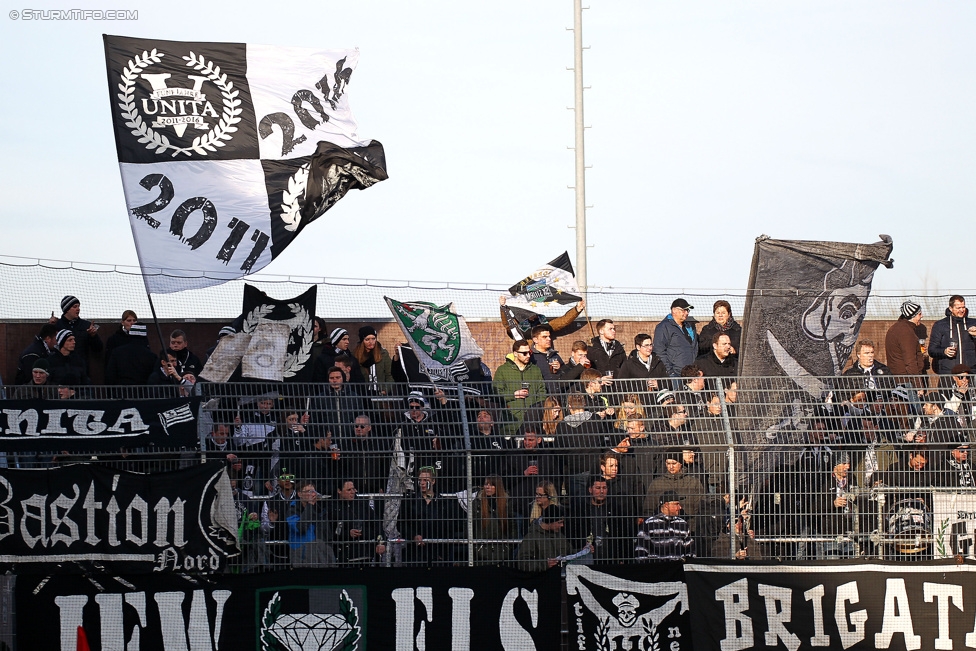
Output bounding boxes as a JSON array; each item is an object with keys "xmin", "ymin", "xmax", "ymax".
[{"xmin": 3, "ymin": 374, "xmax": 975, "ymax": 571}]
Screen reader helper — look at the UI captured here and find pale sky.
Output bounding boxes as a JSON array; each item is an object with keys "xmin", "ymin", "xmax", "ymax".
[{"xmin": 2, "ymin": 1, "xmax": 974, "ymax": 294}]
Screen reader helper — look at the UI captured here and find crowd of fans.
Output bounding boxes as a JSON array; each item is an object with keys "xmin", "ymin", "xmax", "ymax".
[{"xmin": 5, "ymin": 293, "xmax": 976, "ymax": 569}]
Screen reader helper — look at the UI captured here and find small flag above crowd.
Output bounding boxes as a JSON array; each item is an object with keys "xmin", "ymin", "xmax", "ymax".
[
  {"xmin": 103, "ymin": 35, "xmax": 387, "ymax": 293},
  {"xmin": 506, "ymin": 251, "xmax": 582, "ymax": 308},
  {"xmin": 385, "ymin": 297, "xmax": 485, "ymax": 382}
]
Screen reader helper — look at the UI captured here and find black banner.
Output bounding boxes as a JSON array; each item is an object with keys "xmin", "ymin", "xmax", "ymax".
[
  {"xmin": 241, "ymin": 283, "xmax": 317, "ymax": 381},
  {"xmin": 0, "ymin": 397, "xmax": 200, "ymax": 452},
  {"xmin": 686, "ymin": 561, "xmax": 976, "ymax": 651},
  {"xmin": 0, "ymin": 462, "xmax": 237, "ymax": 573},
  {"xmin": 567, "ymin": 564, "xmax": 693, "ymax": 651},
  {"xmin": 16, "ymin": 566, "xmax": 560, "ymax": 650}
]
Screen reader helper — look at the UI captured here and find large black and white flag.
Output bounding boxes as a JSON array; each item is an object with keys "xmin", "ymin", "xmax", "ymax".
[
  {"xmin": 736, "ymin": 235, "xmax": 894, "ymax": 488},
  {"xmin": 103, "ymin": 35, "xmax": 387, "ymax": 293},
  {"xmin": 507, "ymin": 252, "xmax": 582, "ymax": 308}
]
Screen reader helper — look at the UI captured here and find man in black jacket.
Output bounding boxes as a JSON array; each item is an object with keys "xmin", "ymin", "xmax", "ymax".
[
  {"xmin": 930, "ymin": 295, "xmax": 976, "ymax": 380},
  {"xmin": 15, "ymin": 323, "xmax": 58, "ymax": 385},
  {"xmin": 53, "ymin": 295, "xmax": 103, "ymax": 374},
  {"xmin": 617, "ymin": 333, "xmax": 668, "ymax": 398},
  {"xmin": 696, "ymin": 332, "xmax": 738, "ymax": 380},
  {"xmin": 589, "ymin": 320, "xmax": 626, "ymax": 375}
]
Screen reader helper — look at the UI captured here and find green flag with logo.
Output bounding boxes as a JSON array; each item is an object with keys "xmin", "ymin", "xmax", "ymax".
[{"xmin": 385, "ymin": 297, "xmax": 485, "ymax": 381}]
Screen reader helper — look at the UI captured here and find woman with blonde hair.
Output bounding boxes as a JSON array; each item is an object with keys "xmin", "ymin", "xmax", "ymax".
[{"xmin": 614, "ymin": 393, "xmax": 646, "ymax": 433}]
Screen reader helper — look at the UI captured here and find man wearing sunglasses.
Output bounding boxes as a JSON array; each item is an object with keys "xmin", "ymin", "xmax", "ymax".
[{"xmin": 493, "ymin": 339, "xmax": 548, "ymax": 435}]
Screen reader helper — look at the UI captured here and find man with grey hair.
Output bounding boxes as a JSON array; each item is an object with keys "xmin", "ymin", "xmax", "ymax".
[{"xmin": 653, "ymin": 299, "xmax": 699, "ymax": 378}]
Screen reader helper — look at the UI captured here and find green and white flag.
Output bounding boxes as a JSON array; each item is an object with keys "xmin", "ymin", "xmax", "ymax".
[{"xmin": 385, "ymin": 297, "xmax": 484, "ymax": 381}]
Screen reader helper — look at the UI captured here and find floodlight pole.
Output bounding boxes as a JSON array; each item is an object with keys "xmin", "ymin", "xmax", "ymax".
[{"xmin": 572, "ymin": 0, "xmax": 588, "ymax": 292}]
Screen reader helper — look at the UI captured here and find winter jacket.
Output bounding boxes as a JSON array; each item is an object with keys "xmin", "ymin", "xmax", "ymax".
[
  {"xmin": 15, "ymin": 337, "xmax": 53, "ymax": 385},
  {"xmin": 643, "ymin": 470, "xmax": 703, "ymax": 519},
  {"xmin": 53, "ymin": 315, "xmax": 103, "ymax": 372},
  {"xmin": 697, "ymin": 318, "xmax": 742, "ymax": 357},
  {"xmin": 493, "ymin": 357, "xmax": 547, "ymax": 434},
  {"xmin": 356, "ymin": 347, "xmax": 394, "ymax": 393},
  {"xmin": 653, "ymin": 316, "xmax": 698, "ymax": 377},
  {"xmin": 105, "ymin": 338, "xmax": 157, "ymax": 386},
  {"xmin": 929, "ymin": 307, "xmax": 976, "ymax": 375},
  {"xmin": 695, "ymin": 351, "xmax": 737, "ymax": 378},
  {"xmin": 517, "ymin": 519, "xmax": 570, "ymax": 571},
  {"xmin": 884, "ymin": 317, "xmax": 927, "ymax": 385},
  {"xmin": 616, "ymin": 350, "xmax": 669, "ymax": 395},
  {"xmin": 587, "ymin": 336, "xmax": 626, "ymax": 375}
]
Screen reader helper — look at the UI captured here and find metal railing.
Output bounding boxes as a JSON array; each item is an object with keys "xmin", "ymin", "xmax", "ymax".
[{"xmin": 2, "ymin": 374, "xmax": 974, "ymax": 570}]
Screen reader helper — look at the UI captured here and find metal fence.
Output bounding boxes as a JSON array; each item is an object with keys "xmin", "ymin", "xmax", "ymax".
[{"xmin": 3, "ymin": 374, "xmax": 975, "ymax": 570}]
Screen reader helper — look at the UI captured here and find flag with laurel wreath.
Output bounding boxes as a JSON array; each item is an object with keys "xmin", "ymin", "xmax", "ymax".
[
  {"xmin": 239, "ymin": 284, "xmax": 317, "ymax": 381},
  {"xmin": 103, "ymin": 34, "xmax": 387, "ymax": 293}
]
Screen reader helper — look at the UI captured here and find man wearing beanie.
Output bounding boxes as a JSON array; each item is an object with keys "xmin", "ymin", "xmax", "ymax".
[
  {"xmin": 313, "ymin": 327, "xmax": 364, "ymax": 383},
  {"xmin": 15, "ymin": 323, "xmax": 59, "ymax": 384},
  {"xmin": 47, "ymin": 329, "xmax": 90, "ymax": 386},
  {"xmin": 15, "ymin": 358, "xmax": 57, "ymax": 400},
  {"xmin": 885, "ymin": 301, "xmax": 927, "ymax": 389},
  {"xmin": 53, "ymin": 294, "xmax": 103, "ymax": 374},
  {"xmin": 643, "ymin": 449, "xmax": 703, "ymax": 526}
]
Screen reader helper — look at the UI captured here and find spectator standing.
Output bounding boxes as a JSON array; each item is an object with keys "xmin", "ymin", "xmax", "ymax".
[
  {"xmin": 53, "ymin": 295, "xmax": 103, "ymax": 374},
  {"xmin": 588, "ymin": 320, "xmax": 626, "ymax": 375},
  {"xmin": 353, "ymin": 326, "xmax": 394, "ymax": 394},
  {"xmin": 885, "ymin": 301, "xmax": 927, "ymax": 388},
  {"xmin": 15, "ymin": 323, "xmax": 58, "ymax": 385},
  {"xmin": 654, "ymin": 299, "xmax": 699, "ymax": 378},
  {"xmin": 48, "ymin": 330, "xmax": 90, "ymax": 387},
  {"xmin": 616, "ymin": 333, "xmax": 668, "ymax": 399},
  {"xmin": 529, "ymin": 324, "xmax": 565, "ymax": 393},
  {"xmin": 516, "ymin": 484, "xmax": 569, "ymax": 571},
  {"xmin": 104, "ymin": 310, "xmax": 139, "ymax": 366},
  {"xmin": 697, "ymin": 300, "xmax": 742, "ymax": 358},
  {"xmin": 15, "ymin": 359, "xmax": 57, "ymax": 400},
  {"xmin": 557, "ymin": 340, "xmax": 591, "ymax": 383},
  {"xmin": 493, "ymin": 340, "xmax": 548, "ymax": 435},
  {"xmin": 105, "ymin": 323, "xmax": 156, "ymax": 388},
  {"xmin": 929, "ymin": 295, "xmax": 976, "ymax": 377},
  {"xmin": 400, "ymin": 467, "xmax": 464, "ymax": 566},
  {"xmin": 284, "ymin": 481, "xmax": 336, "ymax": 567},
  {"xmin": 696, "ymin": 333, "xmax": 738, "ymax": 380},
  {"xmin": 634, "ymin": 491, "xmax": 695, "ymax": 561},
  {"xmin": 331, "ymin": 480, "xmax": 385, "ymax": 565},
  {"xmin": 472, "ymin": 475, "xmax": 515, "ymax": 564},
  {"xmin": 167, "ymin": 330, "xmax": 203, "ymax": 378}
]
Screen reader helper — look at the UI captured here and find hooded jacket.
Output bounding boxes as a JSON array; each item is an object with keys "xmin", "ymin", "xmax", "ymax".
[{"xmin": 929, "ymin": 306, "xmax": 976, "ymax": 374}]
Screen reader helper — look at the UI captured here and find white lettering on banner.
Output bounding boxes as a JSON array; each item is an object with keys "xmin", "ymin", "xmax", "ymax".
[
  {"xmin": 56, "ymin": 589, "xmax": 230, "ymax": 651},
  {"xmin": 757, "ymin": 584, "xmax": 799, "ymax": 651},
  {"xmin": 499, "ymin": 588, "xmax": 539, "ymax": 651},
  {"xmin": 0, "ymin": 407, "xmax": 151, "ymax": 437},
  {"xmin": 923, "ymin": 582, "xmax": 963, "ymax": 651},
  {"xmin": 716, "ymin": 578, "xmax": 753, "ymax": 651},
  {"xmin": 0, "ymin": 473, "xmax": 205, "ymax": 562},
  {"xmin": 449, "ymin": 588, "xmax": 473, "ymax": 651},
  {"xmin": 802, "ymin": 584, "xmax": 831, "ymax": 647},
  {"xmin": 835, "ymin": 581, "xmax": 867, "ymax": 649},
  {"xmin": 392, "ymin": 586, "xmax": 540, "ymax": 651},
  {"xmin": 875, "ymin": 579, "xmax": 921, "ymax": 650},
  {"xmin": 393, "ymin": 586, "xmax": 432, "ymax": 651}
]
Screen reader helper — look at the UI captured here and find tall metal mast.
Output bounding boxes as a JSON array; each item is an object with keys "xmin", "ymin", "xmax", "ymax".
[{"xmin": 571, "ymin": 0, "xmax": 588, "ymax": 291}]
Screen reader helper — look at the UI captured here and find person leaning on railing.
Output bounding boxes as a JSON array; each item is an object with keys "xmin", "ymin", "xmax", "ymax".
[{"xmin": 472, "ymin": 475, "xmax": 516, "ymax": 564}]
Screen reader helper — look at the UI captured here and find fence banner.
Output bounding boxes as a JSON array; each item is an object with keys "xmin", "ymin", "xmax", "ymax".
[
  {"xmin": 0, "ymin": 462, "xmax": 238, "ymax": 573},
  {"xmin": 685, "ymin": 561, "xmax": 976, "ymax": 651},
  {"xmin": 566, "ymin": 563, "xmax": 692, "ymax": 651},
  {"xmin": 0, "ymin": 397, "xmax": 201, "ymax": 452},
  {"xmin": 16, "ymin": 566, "xmax": 560, "ymax": 650}
]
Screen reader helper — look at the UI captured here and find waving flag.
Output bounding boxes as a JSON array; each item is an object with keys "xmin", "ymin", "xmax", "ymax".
[
  {"xmin": 385, "ymin": 297, "xmax": 485, "ymax": 382},
  {"xmin": 507, "ymin": 252, "xmax": 582, "ymax": 308},
  {"xmin": 103, "ymin": 35, "xmax": 387, "ymax": 293}
]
